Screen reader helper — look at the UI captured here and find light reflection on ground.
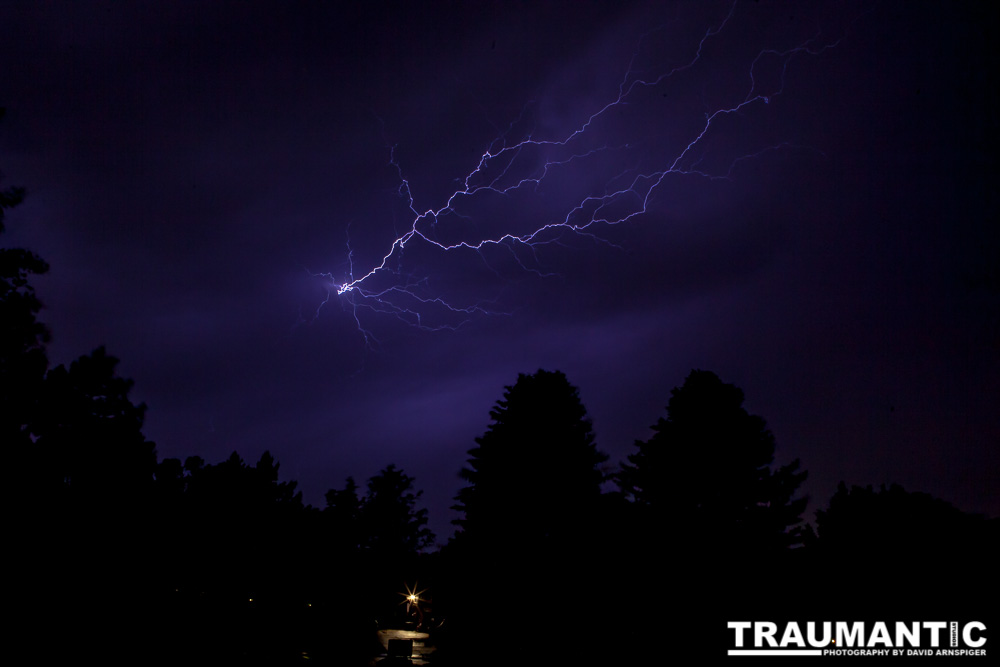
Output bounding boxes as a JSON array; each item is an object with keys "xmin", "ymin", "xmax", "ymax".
[{"xmin": 375, "ymin": 629, "xmax": 434, "ymax": 665}]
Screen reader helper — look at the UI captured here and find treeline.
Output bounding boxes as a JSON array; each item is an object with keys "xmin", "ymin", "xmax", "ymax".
[
  {"xmin": 4, "ymin": 115, "xmax": 996, "ymax": 663},
  {"xmin": 433, "ymin": 369, "xmax": 998, "ymax": 664}
]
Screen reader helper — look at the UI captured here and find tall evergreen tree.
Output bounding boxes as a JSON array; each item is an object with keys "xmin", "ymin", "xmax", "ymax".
[
  {"xmin": 441, "ymin": 370, "xmax": 609, "ymax": 666},
  {"xmin": 361, "ymin": 464, "xmax": 434, "ymax": 557},
  {"xmin": 453, "ymin": 369, "xmax": 608, "ymax": 546},
  {"xmin": 618, "ymin": 369, "xmax": 807, "ymax": 552}
]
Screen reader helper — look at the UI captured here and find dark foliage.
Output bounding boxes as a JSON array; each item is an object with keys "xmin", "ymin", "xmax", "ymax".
[
  {"xmin": 793, "ymin": 482, "xmax": 1000, "ymax": 625},
  {"xmin": 324, "ymin": 474, "xmax": 363, "ymax": 552},
  {"xmin": 453, "ymin": 368, "xmax": 608, "ymax": 547},
  {"xmin": 320, "ymin": 465, "xmax": 435, "ymax": 632},
  {"xmin": 34, "ymin": 346, "xmax": 156, "ymax": 507},
  {"xmin": 0, "ymin": 132, "xmax": 49, "ymax": 453},
  {"xmin": 159, "ymin": 450, "xmax": 306, "ymax": 592},
  {"xmin": 812, "ymin": 481, "xmax": 998, "ymax": 587},
  {"xmin": 440, "ymin": 369, "xmax": 611, "ymax": 666},
  {"xmin": 618, "ymin": 369, "xmax": 808, "ymax": 554},
  {"xmin": 362, "ymin": 463, "xmax": 435, "ymax": 557},
  {"xmin": 815, "ymin": 481, "xmax": 991, "ymax": 555}
]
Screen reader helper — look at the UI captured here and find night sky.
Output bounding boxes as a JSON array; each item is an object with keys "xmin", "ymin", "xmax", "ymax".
[{"xmin": 2, "ymin": 0, "xmax": 997, "ymax": 543}]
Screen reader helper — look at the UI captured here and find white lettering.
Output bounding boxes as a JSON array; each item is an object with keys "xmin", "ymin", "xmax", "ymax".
[
  {"xmin": 895, "ymin": 621, "xmax": 920, "ymax": 647},
  {"xmin": 924, "ymin": 622, "xmax": 947, "ymax": 647},
  {"xmin": 868, "ymin": 622, "xmax": 892, "ymax": 647},
  {"xmin": 807, "ymin": 621, "xmax": 832, "ymax": 648},
  {"xmin": 837, "ymin": 622, "xmax": 864, "ymax": 647},
  {"xmin": 756, "ymin": 622, "xmax": 779, "ymax": 648},
  {"xmin": 780, "ymin": 621, "xmax": 805, "ymax": 648},
  {"xmin": 728, "ymin": 622, "xmax": 751, "ymax": 647},
  {"xmin": 963, "ymin": 622, "xmax": 986, "ymax": 648}
]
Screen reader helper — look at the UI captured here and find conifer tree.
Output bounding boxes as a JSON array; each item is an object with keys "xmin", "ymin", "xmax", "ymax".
[
  {"xmin": 618, "ymin": 370, "xmax": 807, "ymax": 552},
  {"xmin": 454, "ymin": 369, "xmax": 608, "ymax": 546}
]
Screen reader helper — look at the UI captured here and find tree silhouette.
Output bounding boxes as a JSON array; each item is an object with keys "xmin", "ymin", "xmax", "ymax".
[
  {"xmin": 814, "ymin": 482, "xmax": 993, "ymax": 560},
  {"xmin": 807, "ymin": 482, "xmax": 998, "ymax": 619},
  {"xmin": 618, "ymin": 369, "xmax": 807, "ymax": 553},
  {"xmin": 166, "ymin": 450, "xmax": 310, "ymax": 605},
  {"xmin": 1, "ymin": 110, "xmax": 49, "ymax": 453},
  {"xmin": 361, "ymin": 464, "xmax": 434, "ymax": 558},
  {"xmin": 324, "ymin": 475, "xmax": 363, "ymax": 554},
  {"xmin": 318, "ymin": 465, "xmax": 435, "ymax": 629},
  {"xmin": 34, "ymin": 346, "xmax": 157, "ymax": 506},
  {"xmin": 28, "ymin": 348, "xmax": 160, "ymax": 662},
  {"xmin": 181, "ymin": 450, "xmax": 305, "ymax": 528},
  {"xmin": 438, "ymin": 370, "xmax": 609, "ymax": 664},
  {"xmin": 453, "ymin": 369, "xmax": 608, "ymax": 547}
]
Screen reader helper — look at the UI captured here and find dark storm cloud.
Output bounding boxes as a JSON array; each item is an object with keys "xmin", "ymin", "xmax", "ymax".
[{"xmin": 1, "ymin": 1, "xmax": 996, "ymax": 542}]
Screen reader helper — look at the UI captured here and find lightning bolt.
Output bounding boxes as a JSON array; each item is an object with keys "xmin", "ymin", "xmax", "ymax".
[{"xmin": 310, "ymin": 1, "xmax": 847, "ymax": 345}]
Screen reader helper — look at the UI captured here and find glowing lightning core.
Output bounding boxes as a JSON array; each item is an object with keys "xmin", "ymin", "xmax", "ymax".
[{"xmin": 312, "ymin": 2, "xmax": 843, "ymax": 345}]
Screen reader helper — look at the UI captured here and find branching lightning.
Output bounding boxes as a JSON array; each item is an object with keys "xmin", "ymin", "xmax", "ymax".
[{"xmin": 310, "ymin": 2, "xmax": 842, "ymax": 346}]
